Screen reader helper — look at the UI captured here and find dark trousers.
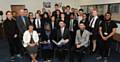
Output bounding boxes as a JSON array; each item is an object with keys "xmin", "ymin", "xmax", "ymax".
[
  {"xmin": 41, "ymin": 49, "xmax": 53, "ymax": 60},
  {"xmin": 75, "ymin": 46, "xmax": 87, "ymax": 62},
  {"xmin": 69, "ymin": 31, "xmax": 76, "ymax": 48},
  {"xmin": 54, "ymin": 44, "xmax": 70, "ymax": 62},
  {"xmin": 7, "ymin": 37, "xmax": 23, "ymax": 56},
  {"xmin": 97, "ymin": 38, "xmax": 111, "ymax": 57},
  {"xmin": 18, "ymin": 34, "xmax": 25, "ymax": 56}
]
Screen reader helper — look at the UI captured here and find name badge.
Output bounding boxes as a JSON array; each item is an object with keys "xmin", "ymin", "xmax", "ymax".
[{"xmin": 104, "ymin": 32, "xmax": 108, "ymax": 35}]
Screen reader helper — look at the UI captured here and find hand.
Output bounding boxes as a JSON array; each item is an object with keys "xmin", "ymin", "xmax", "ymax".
[
  {"xmin": 14, "ymin": 34, "xmax": 17, "ymax": 38},
  {"xmin": 92, "ymin": 40, "xmax": 96, "ymax": 52},
  {"xmin": 43, "ymin": 41, "xmax": 48, "ymax": 44},
  {"xmin": 76, "ymin": 45, "xmax": 81, "ymax": 48},
  {"xmin": 64, "ymin": 39, "xmax": 69, "ymax": 44},
  {"xmin": 38, "ymin": 33, "xmax": 41, "ymax": 35},
  {"xmin": 102, "ymin": 37, "xmax": 108, "ymax": 41},
  {"xmin": 48, "ymin": 40, "xmax": 51, "ymax": 44},
  {"xmin": 29, "ymin": 43, "xmax": 36, "ymax": 47},
  {"xmin": 92, "ymin": 48, "xmax": 95, "ymax": 52}
]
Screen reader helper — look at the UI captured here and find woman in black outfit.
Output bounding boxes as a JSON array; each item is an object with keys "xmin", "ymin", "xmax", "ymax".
[{"xmin": 42, "ymin": 12, "xmax": 51, "ymax": 25}]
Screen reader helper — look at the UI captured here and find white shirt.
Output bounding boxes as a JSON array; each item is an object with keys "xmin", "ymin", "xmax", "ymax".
[
  {"xmin": 61, "ymin": 27, "xmax": 65, "ymax": 36},
  {"xmin": 30, "ymin": 19, "xmax": 34, "ymax": 24},
  {"xmin": 35, "ymin": 19, "xmax": 41, "ymax": 28},
  {"xmin": 52, "ymin": 22, "xmax": 54, "ymax": 29},
  {"xmin": 23, "ymin": 30, "xmax": 39, "ymax": 47},
  {"xmin": 78, "ymin": 16, "xmax": 83, "ymax": 25},
  {"xmin": 69, "ymin": 19, "xmax": 74, "ymax": 31},
  {"xmin": 89, "ymin": 16, "xmax": 98, "ymax": 28}
]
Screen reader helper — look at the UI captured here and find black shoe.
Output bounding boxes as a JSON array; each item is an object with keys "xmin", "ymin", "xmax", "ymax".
[
  {"xmin": 96, "ymin": 56, "xmax": 102, "ymax": 60},
  {"xmin": 16, "ymin": 54, "xmax": 22, "ymax": 59},
  {"xmin": 10, "ymin": 56, "xmax": 15, "ymax": 62},
  {"xmin": 104, "ymin": 57, "xmax": 108, "ymax": 62}
]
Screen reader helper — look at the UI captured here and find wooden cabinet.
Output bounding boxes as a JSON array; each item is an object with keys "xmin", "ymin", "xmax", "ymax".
[{"xmin": 113, "ymin": 33, "xmax": 120, "ymax": 42}]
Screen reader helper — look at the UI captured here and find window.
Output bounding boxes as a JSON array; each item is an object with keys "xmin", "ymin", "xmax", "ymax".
[{"xmin": 110, "ymin": 4, "xmax": 120, "ymax": 14}]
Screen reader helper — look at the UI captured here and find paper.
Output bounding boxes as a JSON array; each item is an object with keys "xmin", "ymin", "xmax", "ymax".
[{"xmin": 52, "ymin": 39, "xmax": 64, "ymax": 46}]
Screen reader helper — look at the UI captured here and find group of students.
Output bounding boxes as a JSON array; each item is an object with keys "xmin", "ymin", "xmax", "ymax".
[{"xmin": 3, "ymin": 4, "xmax": 118, "ymax": 62}]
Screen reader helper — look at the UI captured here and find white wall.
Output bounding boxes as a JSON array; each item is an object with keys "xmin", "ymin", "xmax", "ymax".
[
  {"xmin": 0, "ymin": 0, "xmax": 80, "ymax": 19},
  {"xmin": 79, "ymin": 0, "xmax": 120, "ymax": 5},
  {"xmin": 1, "ymin": 0, "xmax": 120, "ymax": 19}
]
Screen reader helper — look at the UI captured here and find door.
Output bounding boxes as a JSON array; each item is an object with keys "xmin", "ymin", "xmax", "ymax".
[{"xmin": 11, "ymin": 5, "xmax": 25, "ymax": 16}]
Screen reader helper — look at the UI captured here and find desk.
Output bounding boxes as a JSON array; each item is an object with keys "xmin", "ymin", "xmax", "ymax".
[{"xmin": 113, "ymin": 33, "xmax": 120, "ymax": 42}]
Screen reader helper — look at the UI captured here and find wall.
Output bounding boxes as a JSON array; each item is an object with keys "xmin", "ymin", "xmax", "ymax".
[
  {"xmin": 79, "ymin": 0, "xmax": 120, "ymax": 5},
  {"xmin": 0, "ymin": 0, "xmax": 80, "ymax": 19}
]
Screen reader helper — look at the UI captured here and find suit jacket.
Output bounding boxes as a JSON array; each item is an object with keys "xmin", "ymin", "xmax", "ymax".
[
  {"xmin": 68, "ymin": 19, "xmax": 78, "ymax": 32},
  {"xmin": 56, "ymin": 27, "xmax": 70, "ymax": 43},
  {"xmin": 16, "ymin": 16, "xmax": 30, "ymax": 35},
  {"xmin": 3, "ymin": 18, "xmax": 18, "ymax": 38},
  {"xmin": 33, "ymin": 18, "xmax": 44, "ymax": 33},
  {"xmin": 41, "ymin": 30, "xmax": 55, "ymax": 42},
  {"xmin": 80, "ymin": 19, "xmax": 89, "ymax": 30},
  {"xmin": 41, "ymin": 30, "xmax": 56, "ymax": 49},
  {"xmin": 28, "ymin": 18, "xmax": 35, "ymax": 25},
  {"xmin": 75, "ymin": 29, "xmax": 91, "ymax": 47},
  {"xmin": 88, "ymin": 17, "xmax": 102, "ymax": 32},
  {"xmin": 64, "ymin": 12, "xmax": 71, "ymax": 28},
  {"xmin": 50, "ymin": 21, "xmax": 58, "ymax": 32}
]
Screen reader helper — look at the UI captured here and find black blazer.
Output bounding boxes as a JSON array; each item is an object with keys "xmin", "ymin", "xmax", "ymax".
[
  {"xmin": 4, "ymin": 18, "xmax": 18, "ymax": 38},
  {"xmin": 68, "ymin": 19, "xmax": 78, "ymax": 32},
  {"xmin": 80, "ymin": 19, "xmax": 89, "ymax": 30},
  {"xmin": 56, "ymin": 28, "xmax": 70, "ymax": 43},
  {"xmin": 50, "ymin": 21, "xmax": 58, "ymax": 30},
  {"xmin": 28, "ymin": 18, "xmax": 35, "ymax": 25},
  {"xmin": 33, "ymin": 19, "xmax": 44, "ymax": 29},
  {"xmin": 88, "ymin": 17, "xmax": 102, "ymax": 32},
  {"xmin": 41, "ymin": 30, "xmax": 55, "ymax": 42},
  {"xmin": 64, "ymin": 12, "xmax": 71, "ymax": 28},
  {"xmin": 16, "ymin": 16, "xmax": 30, "ymax": 35}
]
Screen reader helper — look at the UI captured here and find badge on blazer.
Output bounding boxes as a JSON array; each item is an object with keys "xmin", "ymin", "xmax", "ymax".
[{"xmin": 104, "ymin": 32, "xmax": 108, "ymax": 35}]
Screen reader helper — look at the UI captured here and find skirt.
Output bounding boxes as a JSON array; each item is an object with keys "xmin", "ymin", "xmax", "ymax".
[{"xmin": 26, "ymin": 45, "xmax": 38, "ymax": 54}]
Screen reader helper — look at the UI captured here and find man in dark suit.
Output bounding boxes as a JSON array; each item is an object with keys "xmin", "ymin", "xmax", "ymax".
[
  {"xmin": 68, "ymin": 13, "xmax": 78, "ymax": 62},
  {"xmin": 50, "ymin": 16, "xmax": 58, "ymax": 33},
  {"xmin": 16, "ymin": 9, "xmax": 30, "ymax": 57},
  {"xmin": 33, "ymin": 13, "xmax": 43, "ymax": 38},
  {"xmin": 54, "ymin": 21, "xmax": 70, "ymax": 61},
  {"xmin": 64, "ymin": 5, "xmax": 71, "ymax": 28},
  {"xmin": 16, "ymin": 9, "xmax": 30, "ymax": 37},
  {"xmin": 52, "ymin": 4, "xmax": 60, "ymax": 16},
  {"xmin": 56, "ymin": 21, "xmax": 70, "ymax": 47},
  {"xmin": 68, "ymin": 13, "xmax": 78, "ymax": 48}
]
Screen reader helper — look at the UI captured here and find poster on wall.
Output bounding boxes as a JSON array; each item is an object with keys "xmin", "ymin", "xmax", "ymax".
[
  {"xmin": 43, "ymin": 2, "xmax": 51, "ymax": 8},
  {"xmin": 58, "ymin": 2, "xmax": 62, "ymax": 7}
]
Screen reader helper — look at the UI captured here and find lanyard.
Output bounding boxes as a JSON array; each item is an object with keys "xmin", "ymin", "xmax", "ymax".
[{"xmin": 105, "ymin": 22, "xmax": 110, "ymax": 32}]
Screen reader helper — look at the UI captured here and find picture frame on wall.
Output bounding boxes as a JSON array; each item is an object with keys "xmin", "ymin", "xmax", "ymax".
[{"xmin": 43, "ymin": 2, "xmax": 51, "ymax": 8}]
